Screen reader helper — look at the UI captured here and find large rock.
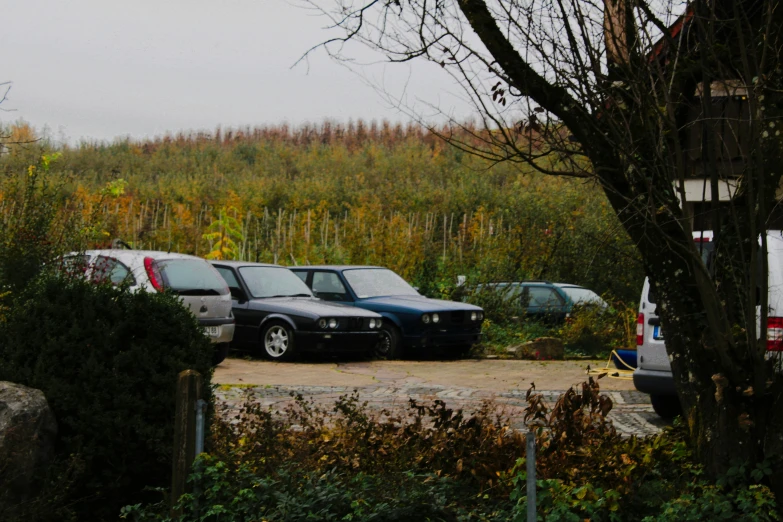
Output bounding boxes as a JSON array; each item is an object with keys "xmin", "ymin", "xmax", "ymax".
[
  {"xmin": 505, "ymin": 337, "xmax": 565, "ymax": 360},
  {"xmin": 0, "ymin": 382, "xmax": 58, "ymax": 508}
]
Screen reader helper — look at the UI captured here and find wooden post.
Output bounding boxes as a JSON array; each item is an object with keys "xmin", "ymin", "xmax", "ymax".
[{"xmin": 171, "ymin": 370, "xmax": 202, "ymax": 514}]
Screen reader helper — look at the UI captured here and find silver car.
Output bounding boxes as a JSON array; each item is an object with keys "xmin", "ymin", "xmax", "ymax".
[{"xmin": 64, "ymin": 250, "xmax": 235, "ymax": 365}]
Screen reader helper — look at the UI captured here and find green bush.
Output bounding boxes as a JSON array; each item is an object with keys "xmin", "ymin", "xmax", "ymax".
[
  {"xmin": 123, "ymin": 378, "xmax": 779, "ymax": 521},
  {"xmin": 0, "ymin": 274, "xmax": 215, "ymax": 521},
  {"xmin": 122, "ymin": 460, "xmax": 494, "ymax": 522},
  {"xmin": 557, "ymin": 303, "xmax": 636, "ymax": 357}
]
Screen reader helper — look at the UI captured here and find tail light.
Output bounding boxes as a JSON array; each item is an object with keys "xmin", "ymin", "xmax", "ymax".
[
  {"xmin": 144, "ymin": 257, "xmax": 164, "ymax": 292},
  {"xmin": 767, "ymin": 317, "xmax": 783, "ymax": 351},
  {"xmin": 636, "ymin": 313, "xmax": 644, "ymax": 346}
]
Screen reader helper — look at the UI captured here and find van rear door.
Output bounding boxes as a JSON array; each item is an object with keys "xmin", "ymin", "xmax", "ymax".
[{"xmin": 637, "ymin": 278, "xmax": 671, "ymax": 372}]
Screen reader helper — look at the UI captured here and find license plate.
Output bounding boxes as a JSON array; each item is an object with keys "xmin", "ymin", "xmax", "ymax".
[
  {"xmin": 653, "ymin": 325, "xmax": 664, "ymax": 340},
  {"xmin": 204, "ymin": 326, "xmax": 220, "ymax": 337}
]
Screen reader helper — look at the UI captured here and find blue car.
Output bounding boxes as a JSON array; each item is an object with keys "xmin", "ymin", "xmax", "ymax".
[{"xmin": 290, "ymin": 266, "xmax": 484, "ymax": 359}]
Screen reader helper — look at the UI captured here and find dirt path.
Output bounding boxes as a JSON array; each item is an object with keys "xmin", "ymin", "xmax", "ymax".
[
  {"xmin": 214, "ymin": 357, "xmax": 665, "ymax": 437},
  {"xmin": 214, "ymin": 357, "xmax": 637, "ymax": 392}
]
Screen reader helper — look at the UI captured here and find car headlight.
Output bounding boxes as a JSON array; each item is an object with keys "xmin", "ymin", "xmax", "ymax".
[
  {"xmin": 329, "ymin": 318, "xmax": 338, "ymax": 329},
  {"xmin": 318, "ymin": 318, "xmax": 328, "ymax": 329},
  {"xmin": 376, "ymin": 318, "xmax": 382, "ymax": 328},
  {"xmin": 479, "ymin": 312, "xmax": 484, "ymax": 321},
  {"xmin": 471, "ymin": 312, "xmax": 478, "ymax": 321},
  {"xmin": 369, "ymin": 318, "xmax": 376, "ymax": 329},
  {"xmin": 432, "ymin": 313, "xmax": 440, "ymax": 323},
  {"xmin": 422, "ymin": 314, "xmax": 431, "ymax": 324}
]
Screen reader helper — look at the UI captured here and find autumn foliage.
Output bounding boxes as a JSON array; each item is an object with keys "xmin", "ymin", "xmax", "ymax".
[{"xmin": 0, "ymin": 120, "xmax": 643, "ymax": 304}]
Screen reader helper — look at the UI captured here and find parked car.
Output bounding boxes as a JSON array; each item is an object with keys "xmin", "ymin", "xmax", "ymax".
[
  {"xmin": 289, "ymin": 265, "xmax": 484, "ymax": 359},
  {"xmin": 552, "ymin": 283, "xmax": 609, "ymax": 309},
  {"xmin": 210, "ymin": 261, "xmax": 383, "ymax": 361},
  {"xmin": 61, "ymin": 250, "xmax": 235, "ymax": 365},
  {"xmin": 473, "ymin": 281, "xmax": 605, "ymax": 322}
]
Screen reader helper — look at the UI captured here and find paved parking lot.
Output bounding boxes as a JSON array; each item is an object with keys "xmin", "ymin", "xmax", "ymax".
[{"xmin": 214, "ymin": 357, "xmax": 668, "ymax": 437}]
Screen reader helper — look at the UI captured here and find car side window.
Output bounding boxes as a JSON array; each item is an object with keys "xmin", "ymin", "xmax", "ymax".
[
  {"xmin": 526, "ymin": 287, "xmax": 563, "ymax": 308},
  {"xmin": 215, "ymin": 267, "xmax": 245, "ymax": 300},
  {"xmin": 60, "ymin": 255, "xmax": 90, "ymax": 277},
  {"xmin": 292, "ymin": 271, "xmax": 308, "ymax": 284},
  {"xmin": 312, "ymin": 272, "xmax": 349, "ymax": 301},
  {"xmin": 93, "ymin": 256, "xmax": 135, "ymax": 286}
]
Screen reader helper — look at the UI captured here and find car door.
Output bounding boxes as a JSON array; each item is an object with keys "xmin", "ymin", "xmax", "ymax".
[
  {"xmin": 311, "ymin": 271, "xmax": 353, "ymax": 303},
  {"xmin": 213, "ymin": 265, "xmax": 254, "ymax": 346},
  {"xmin": 524, "ymin": 285, "xmax": 566, "ymax": 316}
]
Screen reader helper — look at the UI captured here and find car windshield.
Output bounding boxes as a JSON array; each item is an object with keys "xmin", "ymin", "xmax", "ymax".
[
  {"xmin": 239, "ymin": 266, "xmax": 314, "ymax": 298},
  {"xmin": 343, "ymin": 268, "xmax": 419, "ymax": 298},
  {"xmin": 559, "ymin": 287, "xmax": 605, "ymax": 306},
  {"xmin": 475, "ymin": 283, "xmax": 523, "ymax": 300},
  {"xmin": 158, "ymin": 259, "xmax": 229, "ymax": 296}
]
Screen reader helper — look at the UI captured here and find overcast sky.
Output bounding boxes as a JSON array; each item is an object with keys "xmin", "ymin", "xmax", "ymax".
[{"xmin": 0, "ymin": 0, "xmax": 470, "ymax": 143}]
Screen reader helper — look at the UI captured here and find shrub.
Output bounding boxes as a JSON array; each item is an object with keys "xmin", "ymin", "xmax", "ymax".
[
  {"xmin": 556, "ymin": 302, "xmax": 636, "ymax": 357},
  {"xmin": 124, "ymin": 376, "xmax": 779, "ymax": 521},
  {"xmin": 0, "ymin": 274, "xmax": 215, "ymax": 520},
  {"xmin": 0, "ymin": 154, "xmax": 85, "ymax": 303}
]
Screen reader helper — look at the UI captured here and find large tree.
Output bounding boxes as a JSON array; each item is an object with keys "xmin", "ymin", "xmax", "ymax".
[{"xmin": 309, "ymin": 0, "xmax": 783, "ymax": 491}]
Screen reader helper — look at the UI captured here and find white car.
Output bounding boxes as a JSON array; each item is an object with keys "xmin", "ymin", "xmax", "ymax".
[{"xmin": 63, "ymin": 250, "xmax": 235, "ymax": 365}]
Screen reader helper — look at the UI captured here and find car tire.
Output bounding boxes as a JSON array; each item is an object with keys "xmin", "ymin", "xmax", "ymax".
[
  {"xmin": 375, "ymin": 323, "xmax": 402, "ymax": 360},
  {"xmin": 261, "ymin": 321, "xmax": 297, "ymax": 361},
  {"xmin": 212, "ymin": 343, "xmax": 230, "ymax": 366},
  {"xmin": 650, "ymin": 394, "xmax": 681, "ymax": 419}
]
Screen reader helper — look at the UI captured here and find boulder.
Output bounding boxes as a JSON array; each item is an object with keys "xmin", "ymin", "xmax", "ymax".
[
  {"xmin": 506, "ymin": 337, "xmax": 565, "ymax": 360},
  {"xmin": 0, "ymin": 381, "xmax": 58, "ymax": 508}
]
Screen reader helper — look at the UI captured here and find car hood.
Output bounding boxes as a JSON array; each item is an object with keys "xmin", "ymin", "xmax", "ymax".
[
  {"xmin": 358, "ymin": 295, "xmax": 482, "ymax": 312},
  {"xmin": 248, "ymin": 297, "xmax": 380, "ymax": 318}
]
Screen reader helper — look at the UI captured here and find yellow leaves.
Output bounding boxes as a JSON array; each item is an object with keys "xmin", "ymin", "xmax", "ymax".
[
  {"xmin": 40, "ymin": 152, "xmax": 61, "ymax": 171},
  {"xmin": 203, "ymin": 206, "xmax": 245, "ymax": 260},
  {"xmin": 102, "ymin": 179, "xmax": 127, "ymax": 198},
  {"xmin": 8, "ymin": 121, "xmax": 36, "ymax": 148}
]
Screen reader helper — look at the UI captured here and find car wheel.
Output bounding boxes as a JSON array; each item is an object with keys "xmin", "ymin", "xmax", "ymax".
[
  {"xmin": 650, "ymin": 394, "xmax": 681, "ymax": 419},
  {"xmin": 261, "ymin": 322, "xmax": 297, "ymax": 361},
  {"xmin": 212, "ymin": 343, "xmax": 230, "ymax": 366},
  {"xmin": 374, "ymin": 324, "xmax": 402, "ymax": 360}
]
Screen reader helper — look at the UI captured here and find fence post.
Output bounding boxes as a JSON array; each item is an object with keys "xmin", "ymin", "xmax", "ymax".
[
  {"xmin": 171, "ymin": 370, "xmax": 202, "ymax": 514},
  {"xmin": 526, "ymin": 431, "xmax": 537, "ymax": 522}
]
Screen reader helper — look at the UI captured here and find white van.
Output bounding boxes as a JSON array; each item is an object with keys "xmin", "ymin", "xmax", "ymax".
[{"xmin": 634, "ymin": 230, "xmax": 783, "ymax": 417}]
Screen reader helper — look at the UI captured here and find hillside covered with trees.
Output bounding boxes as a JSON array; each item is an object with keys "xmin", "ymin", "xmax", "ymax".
[{"xmin": 0, "ymin": 120, "xmax": 643, "ymax": 304}]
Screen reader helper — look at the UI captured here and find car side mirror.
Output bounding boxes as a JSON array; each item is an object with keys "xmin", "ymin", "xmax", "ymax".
[{"xmin": 230, "ymin": 287, "xmax": 247, "ymax": 302}]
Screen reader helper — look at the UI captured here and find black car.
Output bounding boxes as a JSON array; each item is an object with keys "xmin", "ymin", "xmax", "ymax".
[
  {"xmin": 290, "ymin": 266, "xmax": 484, "ymax": 359},
  {"xmin": 211, "ymin": 261, "xmax": 383, "ymax": 361}
]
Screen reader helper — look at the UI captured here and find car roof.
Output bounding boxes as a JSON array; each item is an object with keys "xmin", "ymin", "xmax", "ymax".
[
  {"xmin": 290, "ymin": 265, "xmax": 382, "ymax": 271},
  {"xmin": 477, "ymin": 281, "xmax": 555, "ymax": 286},
  {"xmin": 553, "ymin": 283, "xmax": 588, "ymax": 289},
  {"xmin": 82, "ymin": 249, "xmax": 203, "ymax": 261},
  {"xmin": 209, "ymin": 260, "xmax": 283, "ymax": 268}
]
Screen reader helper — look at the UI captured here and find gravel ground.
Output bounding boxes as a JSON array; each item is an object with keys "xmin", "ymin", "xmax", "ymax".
[{"xmin": 214, "ymin": 357, "xmax": 669, "ymax": 437}]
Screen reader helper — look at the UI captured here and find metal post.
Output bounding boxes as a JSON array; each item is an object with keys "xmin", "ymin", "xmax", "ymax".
[
  {"xmin": 526, "ymin": 431, "xmax": 536, "ymax": 522},
  {"xmin": 171, "ymin": 370, "xmax": 202, "ymax": 516},
  {"xmin": 195, "ymin": 399, "xmax": 206, "ymax": 456}
]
